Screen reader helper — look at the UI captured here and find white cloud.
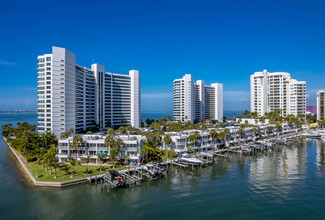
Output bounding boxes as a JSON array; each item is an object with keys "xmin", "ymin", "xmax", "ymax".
[
  {"xmin": 0, "ymin": 59, "xmax": 15, "ymax": 65},
  {"xmin": 240, "ymin": 97, "xmax": 249, "ymax": 102}
]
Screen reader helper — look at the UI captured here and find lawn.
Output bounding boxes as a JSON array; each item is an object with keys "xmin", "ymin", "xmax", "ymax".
[{"xmin": 26, "ymin": 162, "xmax": 126, "ymax": 182}]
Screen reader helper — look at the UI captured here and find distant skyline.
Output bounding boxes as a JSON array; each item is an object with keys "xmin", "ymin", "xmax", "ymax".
[{"xmin": 1, "ymin": 0, "xmax": 325, "ymax": 112}]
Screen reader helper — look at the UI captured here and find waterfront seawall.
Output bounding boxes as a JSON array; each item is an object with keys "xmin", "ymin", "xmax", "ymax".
[{"xmin": 3, "ymin": 137, "xmax": 103, "ymax": 187}]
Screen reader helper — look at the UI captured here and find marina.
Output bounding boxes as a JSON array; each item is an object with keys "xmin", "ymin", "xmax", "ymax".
[{"xmin": 2, "ymin": 114, "xmax": 325, "ymax": 218}]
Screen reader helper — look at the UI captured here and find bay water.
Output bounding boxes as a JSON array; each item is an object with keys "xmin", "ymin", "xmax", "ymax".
[{"xmin": 1, "ymin": 113, "xmax": 325, "ymax": 219}]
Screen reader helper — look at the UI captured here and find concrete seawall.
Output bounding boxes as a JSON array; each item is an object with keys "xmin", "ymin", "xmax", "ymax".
[{"xmin": 3, "ymin": 137, "xmax": 103, "ymax": 187}]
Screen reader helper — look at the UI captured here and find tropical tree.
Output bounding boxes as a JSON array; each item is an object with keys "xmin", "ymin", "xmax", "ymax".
[
  {"xmin": 107, "ymin": 128, "xmax": 115, "ymax": 136},
  {"xmin": 35, "ymin": 147, "xmax": 47, "ymax": 165},
  {"xmin": 69, "ymin": 157, "xmax": 79, "ymax": 178},
  {"xmin": 41, "ymin": 132, "xmax": 58, "ymax": 147},
  {"xmin": 140, "ymin": 142, "xmax": 161, "ymax": 163},
  {"xmin": 209, "ymin": 129, "xmax": 218, "ymax": 145},
  {"xmin": 46, "ymin": 145, "xmax": 58, "ymax": 175},
  {"xmin": 1, "ymin": 123, "xmax": 13, "ymax": 137},
  {"xmin": 250, "ymin": 112, "xmax": 258, "ymax": 119},
  {"xmin": 97, "ymin": 153, "xmax": 106, "ymax": 172},
  {"xmin": 52, "ymin": 160, "xmax": 59, "ymax": 179},
  {"xmin": 105, "ymin": 135, "xmax": 114, "ymax": 157},
  {"xmin": 266, "ymin": 126, "xmax": 274, "ymax": 138},
  {"xmin": 84, "ymin": 156, "xmax": 91, "ymax": 174},
  {"xmin": 188, "ymin": 134, "xmax": 197, "ymax": 150},
  {"xmin": 243, "ymin": 110, "xmax": 250, "ymax": 117},
  {"xmin": 126, "ymin": 126, "xmax": 133, "ymax": 133},
  {"xmin": 163, "ymin": 134, "xmax": 172, "ymax": 162},
  {"xmin": 118, "ymin": 126, "xmax": 126, "ymax": 134},
  {"xmin": 72, "ymin": 135, "xmax": 83, "ymax": 158},
  {"xmin": 237, "ymin": 128, "xmax": 245, "ymax": 145},
  {"xmin": 109, "ymin": 138, "xmax": 123, "ymax": 168},
  {"xmin": 223, "ymin": 128, "xmax": 230, "ymax": 146},
  {"xmin": 86, "ymin": 131, "xmax": 93, "ymax": 135}
]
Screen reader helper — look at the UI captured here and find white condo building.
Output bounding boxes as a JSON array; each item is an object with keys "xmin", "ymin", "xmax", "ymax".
[
  {"xmin": 37, "ymin": 46, "xmax": 141, "ymax": 136},
  {"xmin": 173, "ymin": 74, "xmax": 223, "ymax": 123},
  {"xmin": 250, "ymin": 70, "xmax": 306, "ymax": 117},
  {"xmin": 317, "ymin": 90, "xmax": 325, "ymax": 120}
]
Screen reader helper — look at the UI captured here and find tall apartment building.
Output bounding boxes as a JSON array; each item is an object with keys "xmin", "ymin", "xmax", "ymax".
[
  {"xmin": 317, "ymin": 90, "xmax": 325, "ymax": 120},
  {"xmin": 37, "ymin": 46, "xmax": 141, "ymax": 136},
  {"xmin": 250, "ymin": 70, "xmax": 306, "ymax": 117},
  {"xmin": 173, "ymin": 74, "xmax": 223, "ymax": 123}
]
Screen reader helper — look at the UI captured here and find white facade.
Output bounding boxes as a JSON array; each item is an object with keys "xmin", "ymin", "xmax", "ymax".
[
  {"xmin": 212, "ymin": 83, "xmax": 223, "ymax": 122},
  {"xmin": 130, "ymin": 70, "xmax": 141, "ymax": 128},
  {"xmin": 173, "ymin": 74, "xmax": 195, "ymax": 123},
  {"xmin": 288, "ymin": 79, "xmax": 306, "ymax": 116},
  {"xmin": 37, "ymin": 46, "xmax": 141, "ymax": 136},
  {"xmin": 173, "ymin": 74, "xmax": 223, "ymax": 123},
  {"xmin": 317, "ymin": 90, "xmax": 325, "ymax": 120},
  {"xmin": 250, "ymin": 70, "xmax": 306, "ymax": 117},
  {"xmin": 57, "ymin": 134, "xmax": 146, "ymax": 164}
]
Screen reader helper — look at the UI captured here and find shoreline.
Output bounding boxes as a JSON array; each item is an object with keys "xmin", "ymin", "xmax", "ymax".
[
  {"xmin": 3, "ymin": 137, "xmax": 105, "ymax": 188},
  {"xmin": 4, "ymin": 129, "xmax": 320, "ymax": 188}
]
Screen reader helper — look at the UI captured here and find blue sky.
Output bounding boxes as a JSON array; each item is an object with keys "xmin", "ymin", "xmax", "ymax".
[{"xmin": 1, "ymin": 0, "xmax": 325, "ymax": 112}]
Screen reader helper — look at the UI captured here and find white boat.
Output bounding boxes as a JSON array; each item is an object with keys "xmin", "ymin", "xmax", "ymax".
[
  {"xmin": 179, "ymin": 153, "xmax": 203, "ymax": 165},
  {"xmin": 318, "ymin": 130, "xmax": 325, "ymax": 136},
  {"xmin": 199, "ymin": 152, "xmax": 214, "ymax": 158},
  {"xmin": 302, "ymin": 132, "xmax": 321, "ymax": 139}
]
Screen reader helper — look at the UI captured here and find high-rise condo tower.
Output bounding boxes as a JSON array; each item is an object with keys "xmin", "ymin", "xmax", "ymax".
[
  {"xmin": 37, "ymin": 46, "xmax": 141, "ymax": 136},
  {"xmin": 173, "ymin": 74, "xmax": 223, "ymax": 123},
  {"xmin": 250, "ymin": 70, "xmax": 306, "ymax": 117}
]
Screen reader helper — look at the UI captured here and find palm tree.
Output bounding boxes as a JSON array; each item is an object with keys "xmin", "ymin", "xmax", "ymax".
[
  {"xmin": 266, "ymin": 126, "xmax": 274, "ymax": 138},
  {"xmin": 52, "ymin": 160, "xmax": 59, "ymax": 179},
  {"xmin": 140, "ymin": 142, "xmax": 161, "ymax": 163},
  {"xmin": 188, "ymin": 134, "xmax": 197, "ymax": 151},
  {"xmin": 209, "ymin": 129, "xmax": 217, "ymax": 146},
  {"xmin": 84, "ymin": 156, "xmax": 91, "ymax": 174},
  {"xmin": 243, "ymin": 110, "xmax": 250, "ymax": 117},
  {"xmin": 126, "ymin": 126, "xmax": 133, "ymax": 134},
  {"xmin": 105, "ymin": 135, "xmax": 114, "ymax": 157},
  {"xmin": 163, "ymin": 134, "xmax": 172, "ymax": 162},
  {"xmin": 69, "ymin": 157, "xmax": 78, "ymax": 178},
  {"xmin": 47, "ymin": 145, "xmax": 57, "ymax": 175},
  {"xmin": 237, "ymin": 128, "xmax": 245, "ymax": 145},
  {"xmin": 223, "ymin": 128, "xmax": 230, "ymax": 146},
  {"xmin": 114, "ymin": 138, "xmax": 123, "ymax": 168},
  {"xmin": 193, "ymin": 131, "xmax": 199, "ymax": 137},
  {"xmin": 107, "ymin": 128, "xmax": 115, "ymax": 136},
  {"xmin": 36, "ymin": 147, "xmax": 46, "ymax": 165},
  {"xmin": 72, "ymin": 135, "xmax": 83, "ymax": 158},
  {"xmin": 97, "ymin": 153, "xmax": 105, "ymax": 172}
]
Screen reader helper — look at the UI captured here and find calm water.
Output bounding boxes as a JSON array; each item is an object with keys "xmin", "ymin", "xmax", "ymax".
[{"xmin": 1, "ymin": 113, "xmax": 325, "ymax": 219}]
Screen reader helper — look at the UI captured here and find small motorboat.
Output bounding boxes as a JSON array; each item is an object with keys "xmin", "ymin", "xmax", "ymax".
[
  {"xmin": 104, "ymin": 170, "xmax": 127, "ymax": 188},
  {"xmin": 302, "ymin": 132, "xmax": 321, "ymax": 139},
  {"xmin": 179, "ymin": 153, "xmax": 203, "ymax": 165}
]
